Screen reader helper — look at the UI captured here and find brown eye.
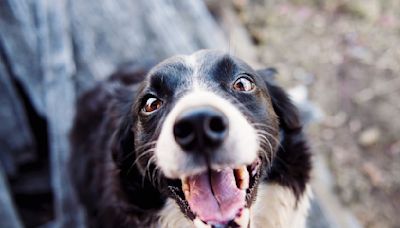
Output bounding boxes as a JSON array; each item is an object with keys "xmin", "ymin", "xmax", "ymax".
[
  {"xmin": 233, "ymin": 77, "xmax": 255, "ymax": 92},
  {"xmin": 143, "ymin": 97, "xmax": 163, "ymax": 114}
]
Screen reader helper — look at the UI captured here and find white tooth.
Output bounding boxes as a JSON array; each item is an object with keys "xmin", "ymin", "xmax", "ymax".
[
  {"xmin": 194, "ymin": 218, "xmax": 211, "ymax": 228},
  {"xmin": 234, "ymin": 166, "xmax": 249, "ymax": 190},
  {"xmin": 182, "ymin": 177, "xmax": 189, "ymax": 192},
  {"xmin": 184, "ymin": 190, "xmax": 190, "ymax": 200},
  {"xmin": 182, "ymin": 177, "xmax": 190, "ymax": 199},
  {"xmin": 234, "ymin": 208, "xmax": 250, "ymax": 228},
  {"xmin": 251, "ymin": 160, "xmax": 261, "ymax": 177},
  {"xmin": 252, "ymin": 168, "xmax": 257, "ymax": 177}
]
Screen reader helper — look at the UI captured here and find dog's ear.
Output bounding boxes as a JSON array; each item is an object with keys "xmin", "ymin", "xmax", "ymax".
[
  {"xmin": 257, "ymin": 68, "xmax": 301, "ymax": 132},
  {"xmin": 110, "ymin": 102, "xmax": 166, "ymax": 210},
  {"xmin": 257, "ymin": 68, "xmax": 311, "ymax": 199},
  {"xmin": 111, "ymin": 109, "xmax": 135, "ymax": 170},
  {"xmin": 109, "ymin": 61, "xmax": 153, "ymax": 85},
  {"xmin": 109, "ymin": 62, "xmax": 151, "ymax": 167},
  {"xmin": 109, "ymin": 83, "xmax": 142, "ymax": 173}
]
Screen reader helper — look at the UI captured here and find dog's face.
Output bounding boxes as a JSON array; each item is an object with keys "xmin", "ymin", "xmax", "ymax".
[{"xmin": 130, "ymin": 50, "xmax": 280, "ymax": 227}]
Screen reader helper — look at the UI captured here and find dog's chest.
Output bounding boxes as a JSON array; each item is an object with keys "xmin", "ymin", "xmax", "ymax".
[{"xmin": 157, "ymin": 183, "xmax": 312, "ymax": 228}]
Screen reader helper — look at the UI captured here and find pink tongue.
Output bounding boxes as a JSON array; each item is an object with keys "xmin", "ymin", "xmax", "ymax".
[{"xmin": 186, "ymin": 168, "xmax": 246, "ymax": 223}]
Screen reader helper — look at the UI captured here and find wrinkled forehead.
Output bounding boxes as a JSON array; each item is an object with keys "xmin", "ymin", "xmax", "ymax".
[{"xmin": 145, "ymin": 50, "xmax": 256, "ymax": 94}]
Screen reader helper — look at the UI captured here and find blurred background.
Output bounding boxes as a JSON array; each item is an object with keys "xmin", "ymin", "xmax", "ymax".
[{"xmin": 0, "ymin": 0, "xmax": 399, "ymax": 227}]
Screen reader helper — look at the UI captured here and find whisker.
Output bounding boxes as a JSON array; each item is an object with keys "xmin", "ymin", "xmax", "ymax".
[
  {"xmin": 127, "ymin": 148, "xmax": 155, "ymax": 175},
  {"xmin": 152, "ymin": 165, "xmax": 162, "ymax": 187},
  {"xmin": 257, "ymin": 135, "xmax": 272, "ymax": 166},
  {"xmin": 142, "ymin": 155, "xmax": 157, "ymax": 187},
  {"xmin": 254, "ymin": 127, "xmax": 292, "ymax": 169},
  {"xmin": 135, "ymin": 141, "xmax": 157, "ymax": 152},
  {"xmin": 252, "ymin": 123, "xmax": 277, "ymax": 132},
  {"xmin": 255, "ymin": 130, "xmax": 280, "ymax": 145},
  {"xmin": 120, "ymin": 141, "xmax": 157, "ymax": 163}
]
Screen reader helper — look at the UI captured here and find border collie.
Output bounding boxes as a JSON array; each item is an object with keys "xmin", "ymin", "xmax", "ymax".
[{"xmin": 70, "ymin": 49, "xmax": 312, "ymax": 228}]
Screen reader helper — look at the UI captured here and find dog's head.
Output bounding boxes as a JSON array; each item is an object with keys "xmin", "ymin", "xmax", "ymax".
[{"xmin": 114, "ymin": 50, "xmax": 300, "ymax": 227}]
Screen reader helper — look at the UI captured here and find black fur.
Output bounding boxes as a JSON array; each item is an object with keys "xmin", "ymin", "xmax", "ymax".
[
  {"xmin": 258, "ymin": 68, "xmax": 312, "ymax": 200},
  {"xmin": 70, "ymin": 66, "xmax": 166, "ymax": 227}
]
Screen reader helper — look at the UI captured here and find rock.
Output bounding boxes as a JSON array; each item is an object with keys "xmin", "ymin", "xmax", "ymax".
[
  {"xmin": 358, "ymin": 127, "xmax": 381, "ymax": 147},
  {"xmin": 349, "ymin": 119, "xmax": 362, "ymax": 133},
  {"xmin": 339, "ymin": 0, "xmax": 381, "ymax": 21},
  {"xmin": 362, "ymin": 162, "xmax": 383, "ymax": 187}
]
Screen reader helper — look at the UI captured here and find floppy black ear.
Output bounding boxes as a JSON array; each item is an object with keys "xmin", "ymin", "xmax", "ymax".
[
  {"xmin": 110, "ymin": 108, "xmax": 135, "ymax": 170},
  {"xmin": 256, "ymin": 68, "xmax": 311, "ymax": 200},
  {"xmin": 108, "ymin": 68, "xmax": 166, "ymax": 211},
  {"xmin": 109, "ymin": 60, "xmax": 154, "ymax": 85},
  {"xmin": 110, "ymin": 96, "xmax": 166, "ymax": 212},
  {"xmin": 109, "ymin": 62, "xmax": 152, "ymax": 168},
  {"xmin": 257, "ymin": 68, "xmax": 301, "ymax": 133}
]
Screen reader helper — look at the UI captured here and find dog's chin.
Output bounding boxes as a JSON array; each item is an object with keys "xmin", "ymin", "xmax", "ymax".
[{"xmin": 166, "ymin": 158, "xmax": 262, "ymax": 228}]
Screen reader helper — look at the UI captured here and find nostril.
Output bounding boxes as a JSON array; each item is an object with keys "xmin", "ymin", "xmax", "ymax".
[
  {"xmin": 174, "ymin": 120, "xmax": 195, "ymax": 146},
  {"xmin": 204, "ymin": 115, "xmax": 228, "ymax": 145},
  {"xmin": 208, "ymin": 116, "xmax": 227, "ymax": 133}
]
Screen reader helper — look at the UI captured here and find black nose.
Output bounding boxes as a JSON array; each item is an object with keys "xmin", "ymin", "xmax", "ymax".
[{"xmin": 173, "ymin": 107, "xmax": 228, "ymax": 152}]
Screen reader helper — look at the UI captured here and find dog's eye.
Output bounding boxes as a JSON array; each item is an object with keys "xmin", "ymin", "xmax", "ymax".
[
  {"xmin": 143, "ymin": 97, "xmax": 163, "ymax": 114},
  {"xmin": 233, "ymin": 77, "xmax": 255, "ymax": 92}
]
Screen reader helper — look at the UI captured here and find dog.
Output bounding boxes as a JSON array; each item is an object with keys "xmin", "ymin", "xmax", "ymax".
[{"xmin": 70, "ymin": 49, "xmax": 312, "ymax": 228}]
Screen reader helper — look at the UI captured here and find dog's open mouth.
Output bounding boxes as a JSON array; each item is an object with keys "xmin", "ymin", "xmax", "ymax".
[{"xmin": 168, "ymin": 158, "xmax": 262, "ymax": 227}]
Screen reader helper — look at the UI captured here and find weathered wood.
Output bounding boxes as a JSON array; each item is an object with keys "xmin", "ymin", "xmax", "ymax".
[
  {"xmin": 70, "ymin": 0, "xmax": 226, "ymax": 93},
  {"xmin": 0, "ymin": 0, "xmax": 46, "ymax": 116},
  {"xmin": 0, "ymin": 164, "xmax": 23, "ymax": 228},
  {"xmin": 0, "ymin": 53, "xmax": 36, "ymax": 178}
]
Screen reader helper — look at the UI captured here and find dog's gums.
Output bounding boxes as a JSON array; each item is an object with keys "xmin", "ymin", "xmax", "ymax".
[{"xmin": 175, "ymin": 159, "xmax": 261, "ymax": 227}]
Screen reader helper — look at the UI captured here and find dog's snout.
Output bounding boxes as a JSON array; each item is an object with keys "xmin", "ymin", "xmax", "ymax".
[{"xmin": 173, "ymin": 107, "xmax": 228, "ymax": 152}]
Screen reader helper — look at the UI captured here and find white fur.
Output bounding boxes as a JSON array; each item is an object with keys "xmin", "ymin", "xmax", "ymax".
[
  {"xmin": 157, "ymin": 184, "xmax": 312, "ymax": 228},
  {"xmin": 157, "ymin": 199, "xmax": 192, "ymax": 228},
  {"xmin": 155, "ymin": 90, "xmax": 259, "ymax": 178},
  {"xmin": 251, "ymin": 184, "xmax": 312, "ymax": 228}
]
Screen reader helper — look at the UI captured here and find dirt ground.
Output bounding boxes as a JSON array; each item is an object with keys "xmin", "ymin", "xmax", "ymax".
[{"xmin": 226, "ymin": 0, "xmax": 400, "ymax": 227}]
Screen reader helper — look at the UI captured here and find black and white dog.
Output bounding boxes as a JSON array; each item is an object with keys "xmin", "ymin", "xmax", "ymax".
[{"xmin": 70, "ymin": 50, "xmax": 312, "ymax": 228}]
